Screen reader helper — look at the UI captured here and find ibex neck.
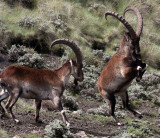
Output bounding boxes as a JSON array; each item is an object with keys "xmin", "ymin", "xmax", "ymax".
[
  {"xmin": 56, "ymin": 63, "xmax": 72, "ymax": 85},
  {"xmin": 118, "ymin": 48, "xmax": 130, "ymax": 56}
]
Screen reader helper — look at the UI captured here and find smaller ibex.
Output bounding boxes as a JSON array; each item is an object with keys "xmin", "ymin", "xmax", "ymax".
[
  {"xmin": 97, "ymin": 6, "xmax": 147, "ymax": 125},
  {"xmin": 0, "ymin": 39, "xmax": 83, "ymax": 126}
]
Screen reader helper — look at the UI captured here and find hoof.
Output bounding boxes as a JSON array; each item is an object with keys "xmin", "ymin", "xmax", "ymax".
[
  {"xmin": 66, "ymin": 122, "xmax": 71, "ymax": 128},
  {"xmin": 14, "ymin": 119, "xmax": 20, "ymax": 124},
  {"xmin": 117, "ymin": 122, "xmax": 123, "ymax": 126},
  {"xmin": 137, "ymin": 114, "xmax": 143, "ymax": 119},
  {"xmin": 135, "ymin": 112, "xmax": 143, "ymax": 119},
  {"xmin": 36, "ymin": 119, "xmax": 43, "ymax": 123}
]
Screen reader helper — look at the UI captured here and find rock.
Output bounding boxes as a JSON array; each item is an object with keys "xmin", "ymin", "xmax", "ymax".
[
  {"xmin": 74, "ymin": 131, "xmax": 88, "ymax": 138},
  {"xmin": 13, "ymin": 136, "xmax": 21, "ymax": 138}
]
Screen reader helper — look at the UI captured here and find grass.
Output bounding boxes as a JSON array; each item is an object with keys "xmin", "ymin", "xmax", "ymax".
[
  {"xmin": 125, "ymin": 118, "xmax": 154, "ymax": 137},
  {"xmin": 18, "ymin": 133, "xmax": 41, "ymax": 138},
  {"xmin": 130, "ymin": 100, "xmax": 145, "ymax": 106},
  {"xmin": 1, "ymin": 0, "xmax": 160, "ymax": 69},
  {"xmin": 0, "ymin": 129, "xmax": 9, "ymax": 138}
]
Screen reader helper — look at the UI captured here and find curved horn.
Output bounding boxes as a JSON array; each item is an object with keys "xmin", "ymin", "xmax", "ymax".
[
  {"xmin": 50, "ymin": 39, "xmax": 83, "ymax": 64},
  {"xmin": 123, "ymin": 6, "xmax": 143, "ymax": 37},
  {"xmin": 105, "ymin": 11, "xmax": 137, "ymax": 39}
]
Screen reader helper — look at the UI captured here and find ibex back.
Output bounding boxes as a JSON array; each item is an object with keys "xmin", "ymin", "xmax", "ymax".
[
  {"xmin": 97, "ymin": 6, "xmax": 147, "ymax": 125},
  {"xmin": 0, "ymin": 39, "xmax": 83, "ymax": 126}
]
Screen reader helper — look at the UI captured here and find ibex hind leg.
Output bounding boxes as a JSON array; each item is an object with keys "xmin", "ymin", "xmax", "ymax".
[
  {"xmin": 120, "ymin": 91, "xmax": 142, "ymax": 118},
  {"xmin": 5, "ymin": 88, "xmax": 21, "ymax": 123},
  {"xmin": 101, "ymin": 89, "xmax": 122, "ymax": 126},
  {"xmin": 0, "ymin": 88, "xmax": 9, "ymax": 118}
]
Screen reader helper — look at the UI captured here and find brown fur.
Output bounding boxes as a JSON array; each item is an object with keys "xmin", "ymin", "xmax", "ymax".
[{"xmin": 97, "ymin": 33, "xmax": 144, "ymax": 125}]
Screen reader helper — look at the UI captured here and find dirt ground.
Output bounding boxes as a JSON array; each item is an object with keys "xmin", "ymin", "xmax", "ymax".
[{"xmin": 0, "ymin": 94, "xmax": 160, "ymax": 138}]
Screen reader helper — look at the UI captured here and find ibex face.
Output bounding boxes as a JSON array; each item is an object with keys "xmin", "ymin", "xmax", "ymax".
[{"xmin": 71, "ymin": 60, "xmax": 84, "ymax": 82}]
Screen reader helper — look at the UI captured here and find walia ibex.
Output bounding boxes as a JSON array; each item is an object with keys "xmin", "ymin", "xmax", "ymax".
[
  {"xmin": 97, "ymin": 6, "xmax": 147, "ymax": 125},
  {"xmin": 0, "ymin": 39, "xmax": 83, "ymax": 126}
]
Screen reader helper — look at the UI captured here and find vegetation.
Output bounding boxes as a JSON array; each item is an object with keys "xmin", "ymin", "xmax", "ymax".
[
  {"xmin": 44, "ymin": 119, "xmax": 74, "ymax": 138},
  {"xmin": 0, "ymin": 0, "xmax": 160, "ymax": 137},
  {"xmin": 1, "ymin": 0, "xmax": 160, "ymax": 69}
]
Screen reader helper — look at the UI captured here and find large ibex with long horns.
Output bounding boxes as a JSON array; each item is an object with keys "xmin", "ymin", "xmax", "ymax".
[
  {"xmin": 97, "ymin": 6, "xmax": 147, "ymax": 125},
  {"xmin": 0, "ymin": 39, "xmax": 83, "ymax": 126}
]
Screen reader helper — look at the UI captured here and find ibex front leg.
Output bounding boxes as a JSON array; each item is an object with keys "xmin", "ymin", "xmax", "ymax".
[
  {"xmin": 53, "ymin": 96, "xmax": 70, "ymax": 127},
  {"xmin": 120, "ymin": 91, "xmax": 142, "ymax": 118},
  {"xmin": 35, "ymin": 99, "xmax": 42, "ymax": 123}
]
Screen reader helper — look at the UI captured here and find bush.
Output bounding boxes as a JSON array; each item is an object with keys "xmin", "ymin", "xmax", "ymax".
[
  {"xmin": 8, "ymin": 44, "xmax": 26, "ymax": 62},
  {"xmin": 18, "ymin": 53, "xmax": 45, "ymax": 69},
  {"xmin": 8, "ymin": 44, "xmax": 36, "ymax": 62},
  {"xmin": 44, "ymin": 119, "xmax": 74, "ymax": 138},
  {"xmin": 80, "ymin": 63, "xmax": 101, "ymax": 89},
  {"xmin": 138, "ymin": 72, "xmax": 160, "ymax": 88},
  {"xmin": 115, "ymin": 119, "xmax": 154, "ymax": 138},
  {"xmin": 127, "ymin": 119, "xmax": 153, "ymax": 137},
  {"xmin": 50, "ymin": 13, "xmax": 68, "ymax": 31},
  {"xmin": 18, "ymin": 17, "xmax": 40, "ymax": 29},
  {"xmin": 62, "ymin": 91, "xmax": 79, "ymax": 111},
  {"xmin": 87, "ymin": 104, "xmax": 109, "ymax": 116}
]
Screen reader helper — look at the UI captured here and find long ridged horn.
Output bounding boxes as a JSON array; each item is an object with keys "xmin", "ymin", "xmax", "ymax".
[
  {"xmin": 50, "ymin": 39, "xmax": 83, "ymax": 64},
  {"xmin": 123, "ymin": 6, "xmax": 143, "ymax": 37},
  {"xmin": 105, "ymin": 11, "xmax": 137, "ymax": 39}
]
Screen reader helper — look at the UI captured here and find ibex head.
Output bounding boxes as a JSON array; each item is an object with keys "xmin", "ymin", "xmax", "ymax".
[
  {"xmin": 69, "ymin": 59, "xmax": 83, "ymax": 82},
  {"xmin": 105, "ymin": 6, "xmax": 143, "ymax": 60},
  {"xmin": 50, "ymin": 39, "xmax": 84, "ymax": 82}
]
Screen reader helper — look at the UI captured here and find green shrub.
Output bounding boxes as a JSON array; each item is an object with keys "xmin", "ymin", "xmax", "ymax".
[
  {"xmin": 44, "ymin": 119, "xmax": 74, "ymax": 138},
  {"xmin": 87, "ymin": 104, "xmax": 109, "ymax": 116},
  {"xmin": 18, "ymin": 53, "xmax": 45, "ymax": 69},
  {"xmin": 62, "ymin": 91, "xmax": 79, "ymax": 111},
  {"xmin": 18, "ymin": 17, "xmax": 40, "ymax": 29},
  {"xmin": 8, "ymin": 44, "xmax": 27, "ymax": 62},
  {"xmin": 127, "ymin": 119, "xmax": 154, "ymax": 137}
]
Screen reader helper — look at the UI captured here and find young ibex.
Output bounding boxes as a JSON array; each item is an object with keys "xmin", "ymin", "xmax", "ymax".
[
  {"xmin": 97, "ymin": 6, "xmax": 147, "ymax": 125},
  {"xmin": 0, "ymin": 39, "xmax": 83, "ymax": 126}
]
